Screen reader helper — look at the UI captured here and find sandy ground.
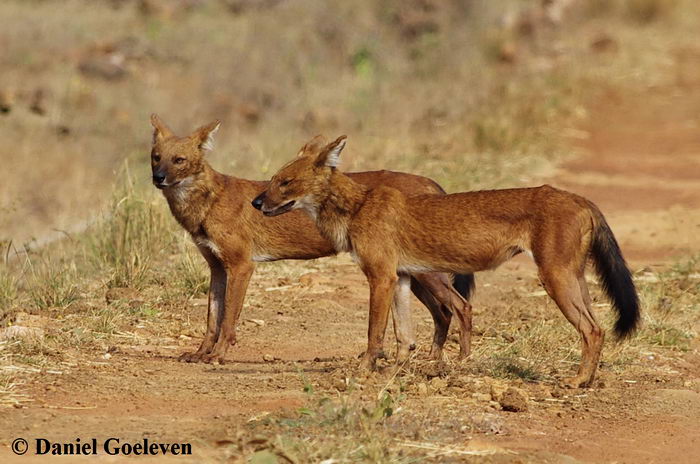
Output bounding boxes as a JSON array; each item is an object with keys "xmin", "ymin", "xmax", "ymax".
[{"xmin": 1, "ymin": 88, "xmax": 699, "ymax": 463}]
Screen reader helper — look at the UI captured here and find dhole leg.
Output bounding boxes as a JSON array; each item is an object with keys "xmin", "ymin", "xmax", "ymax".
[
  {"xmin": 360, "ymin": 271, "xmax": 398, "ymax": 371},
  {"xmin": 414, "ymin": 273, "xmax": 472, "ymax": 359},
  {"xmin": 180, "ymin": 249, "xmax": 226, "ymax": 363},
  {"xmin": 392, "ymin": 274, "xmax": 415, "ymax": 364},
  {"xmin": 539, "ymin": 270, "xmax": 604, "ymax": 388},
  {"xmin": 411, "ymin": 276, "xmax": 451, "ymax": 360},
  {"xmin": 201, "ymin": 262, "xmax": 255, "ymax": 364}
]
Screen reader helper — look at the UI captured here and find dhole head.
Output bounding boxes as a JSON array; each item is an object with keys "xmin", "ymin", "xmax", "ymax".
[
  {"xmin": 149, "ymin": 114, "xmax": 220, "ymax": 190},
  {"xmin": 252, "ymin": 135, "xmax": 347, "ymax": 216}
]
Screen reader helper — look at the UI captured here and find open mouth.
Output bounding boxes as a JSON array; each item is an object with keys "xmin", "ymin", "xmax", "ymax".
[{"xmin": 263, "ymin": 200, "xmax": 295, "ymax": 217}]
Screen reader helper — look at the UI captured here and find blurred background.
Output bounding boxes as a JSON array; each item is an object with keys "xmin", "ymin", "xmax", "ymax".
[{"xmin": 1, "ymin": 0, "xmax": 695, "ymax": 248}]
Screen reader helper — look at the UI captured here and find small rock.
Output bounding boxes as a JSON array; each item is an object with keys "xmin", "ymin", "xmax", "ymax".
[
  {"xmin": 334, "ymin": 378, "xmax": 347, "ymax": 392},
  {"xmin": 416, "ymin": 382, "xmax": 428, "ymax": 396},
  {"xmin": 262, "ymin": 354, "xmax": 274, "ymax": 362},
  {"xmin": 499, "ymin": 387, "xmax": 529, "ymax": 412},
  {"xmin": 246, "ymin": 318, "xmax": 265, "ymax": 327}
]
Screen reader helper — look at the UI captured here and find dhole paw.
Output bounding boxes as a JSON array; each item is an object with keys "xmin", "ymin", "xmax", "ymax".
[
  {"xmin": 357, "ymin": 353, "xmax": 378, "ymax": 371},
  {"xmin": 357, "ymin": 349, "xmax": 387, "ymax": 360},
  {"xmin": 428, "ymin": 348, "xmax": 444, "ymax": 362},
  {"xmin": 395, "ymin": 347, "xmax": 411, "ymax": 365},
  {"xmin": 179, "ymin": 351, "xmax": 206, "ymax": 363},
  {"xmin": 200, "ymin": 352, "xmax": 226, "ymax": 364},
  {"xmin": 561, "ymin": 376, "xmax": 592, "ymax": 389}
]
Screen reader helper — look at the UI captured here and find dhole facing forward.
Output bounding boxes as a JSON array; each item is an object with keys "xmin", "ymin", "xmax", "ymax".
[{"xmin": 254, "ymin": 135, "xmax": 641, "ymax": 388}]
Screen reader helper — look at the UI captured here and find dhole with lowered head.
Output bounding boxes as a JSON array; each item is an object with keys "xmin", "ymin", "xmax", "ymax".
[
  {"xmin": 254, "ymin": 135, "xmax": 641, "ymax": 388},
  {"xmin": 150, "ymin": 115, "xmax": 473, "ymax": 364}
]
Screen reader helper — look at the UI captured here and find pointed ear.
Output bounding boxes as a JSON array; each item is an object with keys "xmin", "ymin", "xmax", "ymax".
[
  {"xmin": 150, "ymin": 113, "xmax": 173, "ymax": 144},
  {"xmin": 315, "ymin": 135, "xmax": 347, "ymax": 168},
  {"xmin": 194, "ymin": 120, "xmax": 221, "ymax": 152},
  {"xmin": 297, "ymin": 135, "xmax": 327, "ymax": 157}
]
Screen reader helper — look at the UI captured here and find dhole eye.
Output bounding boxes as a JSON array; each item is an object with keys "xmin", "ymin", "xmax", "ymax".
[
  {"xmin": 173, "ymin": 157, "xmax": 186, "ymax": 165},
  {"xmin": 152, "ymin": 154, "xmax": 161, "ymax": 162},
  {"xmin": 280, "ymin": 179, "xmax": 291, "ymax": 187}
]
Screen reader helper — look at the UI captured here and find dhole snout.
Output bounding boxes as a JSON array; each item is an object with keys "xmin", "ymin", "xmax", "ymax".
[{"xmin": 250, "ymin": 191, "xmax": 296, "ymax": 217}]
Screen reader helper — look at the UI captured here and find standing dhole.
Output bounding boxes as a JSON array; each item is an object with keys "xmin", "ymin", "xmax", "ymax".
[
  {"xmin": 149, "ymin": 115, "xmax": 472, "ymax": 364},
  {"xmin": 253, "ymin": 135, "xmax": 640, "ymax": 388}
]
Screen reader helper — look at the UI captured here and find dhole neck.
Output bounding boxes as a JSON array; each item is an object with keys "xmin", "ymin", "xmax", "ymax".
[
  {"xmin": 320, "ymin": 171, "xmax": 369, "ymax": 218},
  {"xmin": 164, "ymin": 162, "xmax": 225, "ymax": 235}
]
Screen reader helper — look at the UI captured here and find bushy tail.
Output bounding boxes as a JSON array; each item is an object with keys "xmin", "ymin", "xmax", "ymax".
[
  {"xmin": 453, "ymin": 274, "xmax": 476, "ymax": 302},
  {"xmin": 589, "ymin": 204, "xmax": 640, "ymax": 338}
]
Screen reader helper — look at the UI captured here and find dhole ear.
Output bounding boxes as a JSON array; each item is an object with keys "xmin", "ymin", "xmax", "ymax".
[
  {"xmin": 316, "ymin": 135, "xmax": 347, "ymax": 168},
  {"xmin": 195, "ymin": 120, "xmax": 221, "ymax": 152},
  {"xmin": 297, "ymin": 135, "xmax": 327, "ymax": 158},
  {"xmin": 150, "ymin": 113, "xmax": 173, "ymax": 144}
]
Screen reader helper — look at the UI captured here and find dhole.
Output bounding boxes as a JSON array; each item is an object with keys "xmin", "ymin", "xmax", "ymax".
[
  {"xmin": 149, "ymin": 115, "xmax": 473, "ymax": 364},
  {"xmin": 254, "ymin": 135, "xmax": 641, "ymax": 388}
]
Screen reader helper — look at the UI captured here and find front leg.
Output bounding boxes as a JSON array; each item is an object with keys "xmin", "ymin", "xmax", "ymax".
[
  {"xmin": 180, "ymin": 247, "xmax": 226, "ymax": 362},
  {"xmin": 180, "ymin": 264, "xmax": 226, "ymax": 362},
  {"xmin": 359, "ymin": 267, "xmax": 398, "ymax": 371},
  {"xmin": 200, "ymin": 260, "xmax": 255, "ymax": 364}
]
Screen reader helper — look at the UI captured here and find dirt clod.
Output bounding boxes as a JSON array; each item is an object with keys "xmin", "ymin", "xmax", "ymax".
[{"xmin": 499, "ymin": 387, "xmax": 529, "ymax": 412}]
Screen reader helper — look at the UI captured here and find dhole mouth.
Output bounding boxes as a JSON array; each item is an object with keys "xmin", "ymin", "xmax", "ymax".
[
  {"xmin": 263, "ymin": 200, "xmax": 295, "ymax": 217},
  {"xmin": 154, "ymin": 180, "xmax": 182, "ymax": 190}
]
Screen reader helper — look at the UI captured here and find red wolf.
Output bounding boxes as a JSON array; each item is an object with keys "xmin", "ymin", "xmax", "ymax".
[
  {"xmin": 150, "ymin": 115, "xmax": 472, "ymax": 364},
  {"xmin": 254, "ymin": 135, "xmax": 640, "ymax": 388}
]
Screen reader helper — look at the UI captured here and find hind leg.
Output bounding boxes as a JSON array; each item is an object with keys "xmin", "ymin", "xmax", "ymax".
[
  {"xmin": 411, "ymin": 275, "xmax": 451, "ymax": 360},
  {"xmin": 414, "ymin": 273, "xmax": 472, "ymax": 359},
  {"xmin": 577, "ymin": 275, "xmax": 605, "ymax": 381},
  {"xmin": 539, "ymin": 269, "xmax": 604, "ymax": 388},
  {"xmin": 392, "ymin": 274, "xmax": 415, "ymax": 364}
]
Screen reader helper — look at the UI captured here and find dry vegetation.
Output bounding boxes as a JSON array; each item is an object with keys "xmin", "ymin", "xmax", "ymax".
[{"xmin": 1, "ymin": 0, "xmax": 699, "ymax": 462}]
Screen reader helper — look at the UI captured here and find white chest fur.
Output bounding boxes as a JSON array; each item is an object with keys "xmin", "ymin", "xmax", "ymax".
[{"xmin": 192, "ymin": 234, "xmax": 221, "ymax": 259}]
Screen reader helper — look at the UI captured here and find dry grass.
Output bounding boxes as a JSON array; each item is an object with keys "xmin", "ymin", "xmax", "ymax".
[{"xmin": 85, "ymin": 164, "xmax": 175, "ymax": 289}]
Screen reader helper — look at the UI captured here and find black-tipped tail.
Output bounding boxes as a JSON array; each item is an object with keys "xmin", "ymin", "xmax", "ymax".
[
  {"xmin": 590, "ymin": 206, "xmax": 640, "ymax": 338},
  {"xmin": 453, "ymin": 273, "xmax": 476, "ymax": 302}
]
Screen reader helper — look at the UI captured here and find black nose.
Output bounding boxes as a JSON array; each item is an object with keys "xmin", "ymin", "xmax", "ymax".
[
  {"xmin": 153, "ymin": 173, "xmax": 166, "ymax": 184},
  {"xmin": 251, "ymin": 192, "xmax": 265, "ymax": 210}
]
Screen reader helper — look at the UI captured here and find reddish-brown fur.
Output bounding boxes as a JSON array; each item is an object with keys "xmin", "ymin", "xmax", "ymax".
[
  {"xmin": 149, "ymin": 116, "xmax": 471, "ymax": 364},
  {"xmin": 257, "ymin": 135, "xmax": 641, "ymax": 388}
]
